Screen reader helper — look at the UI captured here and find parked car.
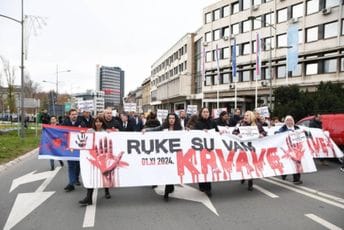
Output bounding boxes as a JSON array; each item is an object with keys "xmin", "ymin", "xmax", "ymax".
[{"xmin": 297, "ymin": 114, "xmax": 344, "ymax": 150}]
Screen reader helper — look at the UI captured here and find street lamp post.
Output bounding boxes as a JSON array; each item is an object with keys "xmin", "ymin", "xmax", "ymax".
[
  {"xmin": 42, "ymin": 66, "xmax": 71, "ymax": 116},
  {"xmin": 0, "ymin": 0, "xmax": 25, "ymax": 138}
]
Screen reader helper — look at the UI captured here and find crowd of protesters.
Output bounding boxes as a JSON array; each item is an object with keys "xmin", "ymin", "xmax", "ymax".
[{"xmin": 40, "ymin": 106, "xmax": 342, "ymax": 206}]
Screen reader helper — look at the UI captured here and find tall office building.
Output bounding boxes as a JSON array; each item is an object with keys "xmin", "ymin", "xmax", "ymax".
[{"xmin": 96, "ymin": 65, "xmax": 125, "ymax": 109}]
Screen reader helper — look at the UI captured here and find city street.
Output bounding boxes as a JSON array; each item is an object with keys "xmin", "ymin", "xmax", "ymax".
[{"xmin": 0, "ymin": 148, "xmax": 343, "ymax": 230}]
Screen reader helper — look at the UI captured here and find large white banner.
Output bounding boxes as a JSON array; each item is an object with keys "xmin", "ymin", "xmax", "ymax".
[{"xmin": 69, "ymin": 128, "xmax": 343, "ymax": 189}]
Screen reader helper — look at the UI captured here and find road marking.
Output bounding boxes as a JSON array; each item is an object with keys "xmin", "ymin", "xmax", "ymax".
[
  {"xmin": 83, "ymin": 189, "xmax": 98, "ymax": 228},
  {"xmin": 154, "ymin": 185, "xmax": 219, "ymax": 216},
  {"xmin": 4, "ymin": 167, "xmax": 61, "ymax": 230},
  {"xmin": 305, "ymin": 213, "xmax": 343, "ymax": 230},
  {"xmin": 261, "ymin": 178, "xmax": 344, "ymax": 210},
  {"xmin": 269, "ymin": 177, "xmax": 344, "ymax": 204},
  {"xmin": 253, "ymin": 185, "xmax": 279, "ymax": 198}
]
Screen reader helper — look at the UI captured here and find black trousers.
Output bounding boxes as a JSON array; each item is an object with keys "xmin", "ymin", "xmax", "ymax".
[
  {"xmin": 164, "ymin": 184, "xmax": 174, "ymax": 194},
  {"xmin": 198, "ymin": 182, "xmax": 211, "ymax": 192},
  {"xmin": 293, "ymin": 173, "xmax": 301, "ymax": 182}
]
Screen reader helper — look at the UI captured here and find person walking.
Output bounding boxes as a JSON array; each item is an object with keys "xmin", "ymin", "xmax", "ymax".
[
  {"xmin": 275, "ymin": 115, "xmax": 303, "ymax": 185},
  {"xmin": 194, "ymin": 107, "xmax": 216, "ymax": 196},
  {"xmin": 232, "ymin": 110, "xmax": 267, "ymax": 191},
  {"xmin": 49, "ymin": 115, "xmax": 64, "ymax": 170},
  {"xmin": 79, "ymin": 116, "xmax": 111, "ymax": 205},
  {"xmin": 62, "ymin": 109, "xmax": 86, "ymax": 192},
  {"xmin": 143, "ymin": 113, "xmax": 182, "ymax": 201}
]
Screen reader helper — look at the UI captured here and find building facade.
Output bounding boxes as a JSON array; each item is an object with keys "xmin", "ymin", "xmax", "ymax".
[
  {"xmin": 150, "ymin": 33, "xmax": 196, "ymax": 111},
  {"xmin": 200, "ymin": 0, "xmax": 344, "ymax": 112},
  {"xmin": 96, "ymin": 65, "xmax": 125, "ymax": 109},
  {"xmin": 128, "ymin": 0, "xmax": 344, "ymax": 114},
  {"xmin": 72, "ymin": 90, "xmax": 105, "ymax": 116}
]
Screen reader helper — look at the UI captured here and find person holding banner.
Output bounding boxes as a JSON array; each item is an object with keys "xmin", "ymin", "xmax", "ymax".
[
  {"xmin": 63, "ymin": 109, "xmax": 86, "ymax": 192},
  {"xmin": 79, "ymin": 116, "xmax": 111, "ymax": 206},
  {"xmin": 49, "ymin": 115, "xmax": 64, "ymax": 170},
  {"xmin": 275, "ymin": 115, "xmax": 303, "ymax": 185},
  {"xmin": 214, "ymin": 111, "xmax": 230, "ymax": 129},
  {"xmin": 179, "ymin": 110, "xmax": 189, "ymax": 130},
  {"xmin": 142, "ymin": 113, "xmax": 182, "ymax": 201},
  {"xmin": 194, "ymin": 107, "xmax": 216, "ymax": 196},
  {"xmin": 229, "ymin": 108, "xmax": 241, "ymax": 127},
  {"xmin": 232, "ymin": 111, "xmax": 267, "ymax": 191}
]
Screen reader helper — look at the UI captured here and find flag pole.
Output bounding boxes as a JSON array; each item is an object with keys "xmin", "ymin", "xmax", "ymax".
[{"xmin": 215, "ymin": 44, "xmax": 220, "ymax": 109}]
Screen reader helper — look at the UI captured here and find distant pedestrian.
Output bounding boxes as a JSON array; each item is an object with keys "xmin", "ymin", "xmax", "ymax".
[{"xmin": 309, "ymin": 114, "xmax": 328, "ymax": 166}]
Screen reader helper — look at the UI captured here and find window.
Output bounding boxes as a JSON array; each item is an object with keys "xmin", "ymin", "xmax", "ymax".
[
  {"xmin": 277, "ymin": 33, "xmax": 287, "ymax": 47},
  {"xmin": 242, "ymin": 70, "xmax": 251, "ymax": 81},
  {"xmin": 243, "ymin": 20, "xmax": 251, "ymax": 33},
  {"xmin": 252, "ymin": 40, "xmax": 257, "ymax": 53},
  {"xmin": 205, "ymin": 32, "xmax": 212, "ymax": 42},
  {"xmin": 264, "ymin": 37, "xmax": 274, "ymax": 50},
  {"xmin": 292, "ymin": 3, "xmax": 304, "ymax": 18},
  {"xmin": 324, "ymin": 59, "xmax": 337, "ymax": 73},
  {"xmin": 306, "ymin": 26, "xmax": 318, "ymax": 42},
  {"xmin": 223, "ymin": 26, "xmax": 230, "ymax": 37},
  {"xmin": 242, "ymin": 43, "xmax": 250, "ymax": 55},
  {"xmin": 306, "ymin": 0, "xmax": 319, "ymax": 15},
  {"xmin": 292, "ymin": 64, "xmax": 302, "ymax": 76},
  {"xmin": 223, "ymin": 5, "xmax": 230, "ymax": 17},
  {"xmin": 306, "ymin": 63, "xmax": 318, "ymax": 75},
  {"xmin": 231, "ymin": 2, "xmax": 239, "ymax": 14},
  {"xmin": 243, "ymin": 0, "xmax": 251, "ymax": 10},
  {"xmin": 264, "ymin": 12, "xmax": 275, "ymax": 27},
  {"xmin": 205, "ymin": 76, "xmax": 212, "ymax": 86},
  {"xmin": 253, "ymin": 0, "xmax": 261, "ymax": 6},
  {"xmin": 341, "ymin": 58, "xmax": 344, "ymax": 71},
  {"xmin": 277, "ymin": 65, "xmax": 286, "ymax": 78},
  {"xmin": 205, "ymin": 12, "xmax": 212, "ymax": 23},
  {"xmin": 253, "ymin": 17, "xmax": 262, "ymax": 30},
  {"xmin": 277, "ymin": 8, "xmax": 288, "ymax": 23},
  {"xmin": 214, "ymin": 9, "xmax": 221, "ymax": 21},
  {"xmin": 231, "ymin": 23, "xmax": 240, "ymax": 35},
  {"xmin": 342, "ymin": 20, "xmax": 344, "ymax": 35},
  {"xmin": 206, "ymin": 51, "xmax": 212, "ymax": 62},
  {"xmin": 324, "ymin": 21, "xmax": 338, "ymax": 39},
  {"xmin": 213, "ymin": 29, "xmax": 221, "ymax": 40},
  {"xmin": 223, "ymin": 73, "xmax": 230, "ymax": 84},
  {"xmin": 222, "ymin": 47, "xmax": 230, "ymax": 59},
  {"xmin": 325, "ymin": 0, "xmax": 339, "ymax": 8}
]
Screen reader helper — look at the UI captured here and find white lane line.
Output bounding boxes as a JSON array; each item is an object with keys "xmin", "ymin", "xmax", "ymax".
[
  {"xmin": 82, "ymin": 189, "xmax": 98, "ymax": 228},
  {"xmin": 269, "ymin": 177, "xmax": 344, "ymax": 204},
  {"xmin": 261, "ymin": 178, "xmax": 344, "ymax": 210},
  {"xmin": 253, "ymin": 185, "xmax": 279, "ymax": 198},
  {"xmin": 305, "ymin": 214, "xmax": 343, "ymax": 230}
]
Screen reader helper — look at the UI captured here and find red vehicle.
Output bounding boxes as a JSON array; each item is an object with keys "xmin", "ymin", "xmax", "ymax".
[{"xmin": 297, "ymin": 114, "xmax": 344, "ymax": 149}]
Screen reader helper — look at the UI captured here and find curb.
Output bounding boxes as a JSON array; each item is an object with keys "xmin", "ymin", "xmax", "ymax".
[{"xmin": 0, "ymin": 147, "xmax": 39, "ymax": 174}]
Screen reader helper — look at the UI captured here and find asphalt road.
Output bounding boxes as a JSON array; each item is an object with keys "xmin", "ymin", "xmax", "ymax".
[{"xmin": 0, "ymin": 149, "xmax": 343, "ymax": 230}]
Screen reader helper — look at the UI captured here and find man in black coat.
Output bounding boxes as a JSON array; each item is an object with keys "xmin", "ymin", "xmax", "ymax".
[
  {"xmin": 62, "ymin": 108, "xmax": 86, "ymax": 192},
  {"xmin": 119, "ymin": 112, "xmax": 135, "ymax": 131},
  {"xmin": 103, "ymin": 107, "xmax": 120, "ymax": 130}
]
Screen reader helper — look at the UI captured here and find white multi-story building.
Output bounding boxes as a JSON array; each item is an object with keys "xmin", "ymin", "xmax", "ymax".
[
  {"xmin": 199, "ymin": 0, "xmax": 344, "ymax": 111},
  {"xmin": 148, "ymin": 0, "xmax": 344, "ymax": 112},
  {"xmin": 150, "ymin": 33, "xmax": 195, "ymax": 111}
]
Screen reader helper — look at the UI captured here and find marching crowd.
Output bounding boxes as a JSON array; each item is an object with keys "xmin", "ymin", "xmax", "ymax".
[{"xmin": 41, "ymin": 107, "xmax": 343, "ymax": 206}]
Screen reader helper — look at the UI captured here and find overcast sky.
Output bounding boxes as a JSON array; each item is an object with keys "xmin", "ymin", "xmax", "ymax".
[{"xmin": 0, "ymin": 0, "xmax": 215, "ymax": 95}]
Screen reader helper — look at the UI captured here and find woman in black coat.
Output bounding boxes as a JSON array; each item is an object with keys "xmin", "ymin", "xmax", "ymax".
[{"xmin": 193, "ymin": 107, "xmax": 216, "ymax": 197}]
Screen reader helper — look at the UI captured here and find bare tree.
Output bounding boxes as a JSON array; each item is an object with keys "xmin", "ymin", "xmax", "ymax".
[{"xmin": 0, "ymin": 56, "xmax": 17, "ymax": 114}]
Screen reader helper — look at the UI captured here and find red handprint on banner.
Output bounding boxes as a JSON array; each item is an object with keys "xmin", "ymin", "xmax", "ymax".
[
  {"xmin": 281, "ymin": 133, "xmax": 305, "ymax": 173},
  {"xmin": 88, "ymin": 136, "xmax": 128, "ymax": 187}
]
